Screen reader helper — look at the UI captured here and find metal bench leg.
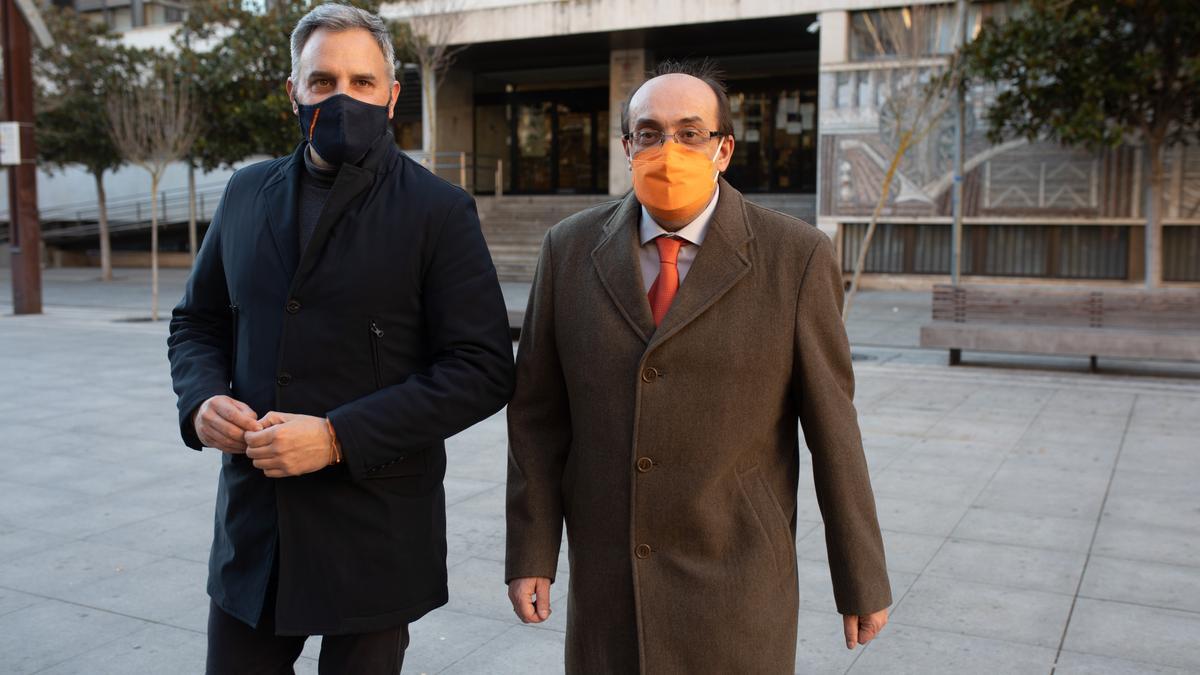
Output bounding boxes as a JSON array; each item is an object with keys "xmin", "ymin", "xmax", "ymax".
[
  {"xmin": 1090, "ymin": 355, "xmax": 1098, "ymax": 373},
  {"xmin": 949, "ymin": 349, "xmax": 961, "ymax": 366}
]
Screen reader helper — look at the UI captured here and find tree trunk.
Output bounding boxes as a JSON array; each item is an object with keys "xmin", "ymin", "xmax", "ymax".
[
  {"xmin": 187, "ymin": 158, "xmax": 198, "ymax": 263},
  {"xmin": 94, "ymin": 171, "xmax": 112, "ymax": 282},
  {"xmin": 843, "ymin": 131, "xmax": 913, "ymax": 320},
  {"xmin": 1144, "ymin": 135, "xmax": 1166, "ymax": 288},
  {"xmin": 422, "ymin": 61, "xmax": 438, "ymax": 174},
  {"xmin": 150, "ymin": 175, "xmax": 160, "ymax": 322}
]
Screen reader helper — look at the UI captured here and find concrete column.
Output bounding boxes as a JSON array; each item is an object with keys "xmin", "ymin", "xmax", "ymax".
[
  {"xmin": 609, "ymin": 47, "xmax": 646, "ymax": 196},
  {"xmin": 435, "ymin": 67, "xmax": 475, "ymax": 188}
]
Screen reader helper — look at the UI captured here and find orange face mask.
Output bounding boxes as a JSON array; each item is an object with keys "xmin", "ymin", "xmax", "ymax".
[{"xmin": 630, "ymin": 141, "xmax": 723, "ymax": 223}]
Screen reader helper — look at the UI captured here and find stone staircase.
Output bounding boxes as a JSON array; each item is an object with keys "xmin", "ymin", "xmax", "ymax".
[
  {"xmin": 476, "ymin": 194, "xmax": 617, "ymax": 281},
  {"xmin": 476, "ymin": 192, "xmax": 816, "ymax": 282}
]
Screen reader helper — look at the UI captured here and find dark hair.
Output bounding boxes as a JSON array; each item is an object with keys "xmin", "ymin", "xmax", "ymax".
[{"xmin": 620, "ymin": 59, "xmax": 735, "ymax": 138}]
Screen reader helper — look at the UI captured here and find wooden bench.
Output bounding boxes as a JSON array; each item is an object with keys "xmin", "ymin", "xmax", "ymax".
[{"xmin": 919, "ymin": 284, "xmax": 1200, "ymax": 369}]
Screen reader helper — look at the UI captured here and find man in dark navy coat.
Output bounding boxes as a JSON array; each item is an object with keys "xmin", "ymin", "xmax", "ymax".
[{"xmin": 167, "ymin": 5, "xmax": 514, "ymax": 672}]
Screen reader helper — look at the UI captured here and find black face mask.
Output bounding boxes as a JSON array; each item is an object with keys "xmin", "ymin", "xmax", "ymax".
[{"xmin": 296, "ymin": 93, "xmax": 389, "ymax": 166}]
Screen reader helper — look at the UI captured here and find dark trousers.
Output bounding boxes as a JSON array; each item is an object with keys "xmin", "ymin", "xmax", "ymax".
[{"xmin": 205, "ymin": 600, "xmax": 409, "ymax": 675}]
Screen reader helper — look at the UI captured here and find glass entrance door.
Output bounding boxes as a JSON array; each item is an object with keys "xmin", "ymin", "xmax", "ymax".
[
  {"xmin": 477, "ymin": 88, "xmax": 608, "ymax": 194},
  {"xmin": 724, "ymin": 81, "xmax": 819, "ymax": 193},
  {"xmin": 516, "ymin": 102, "xmax": 554, "ymax": 193}
]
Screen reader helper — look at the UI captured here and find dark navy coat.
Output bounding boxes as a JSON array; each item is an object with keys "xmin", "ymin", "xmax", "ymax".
[{"xmin": 167, "ymin": 133, "xmax": 514, "ymax": 635}]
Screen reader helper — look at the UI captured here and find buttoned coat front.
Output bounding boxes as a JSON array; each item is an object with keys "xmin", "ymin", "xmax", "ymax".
[
  {"xmin": 168, "ymin": 135, "xmax": 514, "ymax": 635},
  {"xmin": 506, "ymin": 178, "xmax": 892, "ymax": 673}
]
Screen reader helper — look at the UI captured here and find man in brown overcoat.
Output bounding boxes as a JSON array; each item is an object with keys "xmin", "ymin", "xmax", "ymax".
[{"xmin": 505, "ymin": 60, "xmax": 892, "ymax": 673}]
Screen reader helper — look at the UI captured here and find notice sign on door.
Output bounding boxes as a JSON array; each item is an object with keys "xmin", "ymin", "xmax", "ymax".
[{"xmin": 0, "ymin": 122, "xmax": 21, "ymax": 166}]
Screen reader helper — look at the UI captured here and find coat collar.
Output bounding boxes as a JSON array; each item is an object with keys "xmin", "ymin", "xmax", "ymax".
[
  {"xmin": 260, "ymin": 132, "xmax": 398, "ymax": 294},
  {"xmin": 591, "ymin": 176, "xmax": 754, "ymax": 348}
]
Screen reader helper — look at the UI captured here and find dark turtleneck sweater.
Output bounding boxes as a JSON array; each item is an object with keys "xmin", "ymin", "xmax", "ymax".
[{"xmin": 299, "ymin": 146, "xmax": 339, "ymax": 253}]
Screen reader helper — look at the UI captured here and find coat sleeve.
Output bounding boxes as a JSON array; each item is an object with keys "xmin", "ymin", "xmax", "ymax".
[
  {"xmin": 504, "ymin": 230, "xmax": 570, "ymax": 584},
  {"xmin": 167, "ymin": 185, "xmax": 234, "ymax": 451},
  {"xmin": 327, "ymin": 193, "xmax": 516, "ymax": 480},
  {"xmin": 792, "ymin": 234, "xmax": 892, "ymax": 616}
]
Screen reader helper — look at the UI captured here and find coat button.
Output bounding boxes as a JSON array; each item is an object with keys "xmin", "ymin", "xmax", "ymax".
[
  {"xmin": 636, "ymin": 457, "xmax": 654, "ymax": 473},
  {"xmin": 276, "ymin": 373, "xmax": 292, "ymax": 386},
  {"xmin": 285, "ymin": 299, "xmax": 301, "ymax": 314},
  {"xmin": 635, "ymin": 544, "xmax": 652, "ymax": 559},
  {"xmin": 641, "ymin": 367, "xmax": 659, "ymax": 383}
]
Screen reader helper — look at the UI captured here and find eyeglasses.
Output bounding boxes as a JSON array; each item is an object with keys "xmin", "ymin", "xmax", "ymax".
[{"xmin": 623, "ymin": 128, "xmax": 724, "ymax": 151}]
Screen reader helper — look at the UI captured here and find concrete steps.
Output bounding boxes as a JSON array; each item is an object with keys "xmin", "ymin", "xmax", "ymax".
[
  {"xmin": 477, "ymin": 194, "xmax": 615, "ymax": 281},
  {"xmin": 476, "ymin": 193, "xmax": 816, "ymax": 282}
]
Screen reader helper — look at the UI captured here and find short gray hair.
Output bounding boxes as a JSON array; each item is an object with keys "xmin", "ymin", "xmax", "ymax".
[{"xmin": 290, "ymin": 3, "xmax": 395, "ymax": 83}]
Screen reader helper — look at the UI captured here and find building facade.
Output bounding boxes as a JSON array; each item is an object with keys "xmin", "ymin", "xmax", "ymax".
[
  {"xmin": 386, "ymin": 0, "xmax": 1199, "ymax": 285},
  {"xmin": 12, "ymin": 0, "xmax": 1199, "ymax": 285}
]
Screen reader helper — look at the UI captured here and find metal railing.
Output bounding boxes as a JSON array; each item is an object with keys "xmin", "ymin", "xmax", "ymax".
[
  {"xmin": 403, "ymin": 150, "xmax": 473, "ymax": 189},
  {"xmin": 21, "ymin": 180, "xmax": 231, "ymax": 242}
]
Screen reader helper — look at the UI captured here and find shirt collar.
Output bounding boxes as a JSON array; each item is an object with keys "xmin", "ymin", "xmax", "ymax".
[{"xmin": 639, "ymin": 184, "xmax": 721, "ymax": 247}]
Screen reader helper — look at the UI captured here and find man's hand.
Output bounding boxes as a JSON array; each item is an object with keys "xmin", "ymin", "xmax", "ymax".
[
  {"xmin": 193, "ymin": 395, "xmax": 262, "ymax": 453},
  {"xmin": 243, "ymin": 412, "xmax": 335, "ymax": 478},
  {"xmin": 843, "ymin": 608, "xmax": 888, "ymax": 649},
  {"xmin": 508, "ymin": 577, "xmax": 552, "ymax": 624}
]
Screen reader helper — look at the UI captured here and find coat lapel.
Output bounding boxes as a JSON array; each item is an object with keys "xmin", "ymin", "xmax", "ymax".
[
  {"xmin": 287, "ymin": 161, "xmax": 374, "ymax": 297},
  {"xmin": 591, "ymin": 191, "xmax": 657, "ymax": 344},
  {"xmin": 262, "ymin": 145, "xmax": 304, "ymax": 280},
  {"xmin": 646, "ymin": 178, "xmax": 754, "ymax": 352}
]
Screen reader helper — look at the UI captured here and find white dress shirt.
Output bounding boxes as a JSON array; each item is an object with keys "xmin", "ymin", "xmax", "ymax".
[{"xmin": 638, "ymin": 185, "xmax": 720, "ymax": 294}]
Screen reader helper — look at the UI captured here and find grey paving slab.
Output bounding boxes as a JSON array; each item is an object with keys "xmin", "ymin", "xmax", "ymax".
[
  {"xmin": 883, "ymin": 446, "xmax": 1005, "ymax": 478},
  {"xmin": 923, "ymin": 416, "xmax": 1032, "ymax": 446},
  {"xmin": 871, "ymin": 467, "xmax": 992, "ymax": 505},
  {"xmin": 922, "ymin": 537, "xmax": 1087, "ymax": 595},
  {"xmin": 890, "ymin": 574, "xmax": 1076, "ymax": 649},
  {"xmin": 847, "ymin": 623, "xmax": 1058, "ymax": 674},
  {"xmin": 1117, "ymin": 434, "xmax": 1200, "ymax": 476},
  {"xmin": 1079, "ymin": 555, "xmax": 1200, "ymax": 614},
  {"xmin": 439, "ymin": 624, "xmax": 566, "ymax": 675},
  {"xmin": 1053, "ymin": 650, "xmax": 1197, "ymax": 675},
  {"xmin": 950, "ymin": 506, "xmax": 1097, "ymax": 554},
  {"xmin": 972, "ymin": 473, "xmax": 1108, "ymax": 521},
  {"xmin": 445, "ymin": 511, "xmax": 507, "ymax": 571},
  {"xmin": 0, "ymin": 587, "xmax": 41, "ymax": 618},
  {"xmin": 1108, "ymin": 466, "xmax": 1199, "ymax": 503},
  {"xmin": 0, "ymin": 526, "xmax": 72, "ymax": 565},
  {"xmin": 3, "ymin": 279, "xmax": 1200, "ymax": 672},
  {"xmin": 67, "ymin": 556, "xmax": 211, "ymax": 632},
  {"xmin": 1092, "ymin": 519, "xmax": 1200, "ymax": 569},
  {"xmin": 1004, "ymin": 437, "xmax": 1120, "ymax": 477},
  {"xmin": 0, "ymin": 540, "xmax": 163, "ymax": 603},
  {"xmin": 1102, "ymin": 494, "xmax": 1200, "ymax": 534},
  {"xmin": 1061, "ymin": 597, "xmax": 1200, "ymax": 670},
  {"xmin": 86, "ymin": 502, "xmax": 215, "ymax": 564},
  {"xmin": 0, "ymin": 598, "xmax": 151, "ymax": 674},
  {"xmin": 875, "ymin": 529, "xmax": 947, "ymax": 575},
  {"xmin": 403, "ymin": 609, "xmax": 514, "ymax": 674},
  {"xmin": 36, "ymin": 623, "xmax": 208, "ymax": 675},
  {"xmin": 904, "ymin": 436, "xmax": 1013, "ymax": 458},
  {"xmin": 869, "ymin": 496, "xmax": 971, "ymax": 538}
]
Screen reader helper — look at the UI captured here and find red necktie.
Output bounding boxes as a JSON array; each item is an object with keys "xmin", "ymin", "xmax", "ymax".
[{"xmin": 648, "ymin": 236, "xmax": 685, "ymax": 326}]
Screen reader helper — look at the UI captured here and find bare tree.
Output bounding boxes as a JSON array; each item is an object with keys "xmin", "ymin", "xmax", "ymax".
[
  {"xmin": 107, "ymin": 62, "xmax": 200, "ymax": 321},
  {"xmin": 842, "ymin": 5, "xmax": 967, "ymax": 320},
  {"xmin": 398, "ymin": 0, "xmax": 465, "ymax": 174}
]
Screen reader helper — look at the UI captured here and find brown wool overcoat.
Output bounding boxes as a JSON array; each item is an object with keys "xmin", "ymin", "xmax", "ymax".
[{"xmin": 506, "ymin": 178, "xmax": 892, "ymax": 674}]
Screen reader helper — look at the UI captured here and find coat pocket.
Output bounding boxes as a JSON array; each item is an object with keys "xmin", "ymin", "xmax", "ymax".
[
  {"xmin": 736, "ymin": 465, "xmax": 793, "ymax": 577},
  {"xmin": 368, "ymin": 317, "xmax": 384, "ymax": 390},
  {"xmin": 364, "ymin": 451, "xmax": 427, "ymax": 479}
]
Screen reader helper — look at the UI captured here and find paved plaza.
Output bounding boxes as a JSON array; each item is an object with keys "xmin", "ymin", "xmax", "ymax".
[{"xmin": 1, "ymin": 268, "xmax": 1199, "ymax": 673}]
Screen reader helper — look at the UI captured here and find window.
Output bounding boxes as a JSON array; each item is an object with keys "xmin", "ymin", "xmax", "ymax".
[{"xmin": 849, "ymin": 3, "xmax": 1016, "ymax": 62}]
